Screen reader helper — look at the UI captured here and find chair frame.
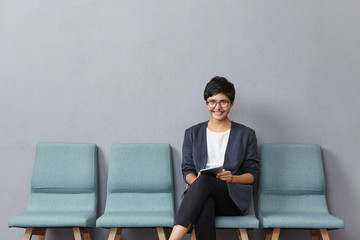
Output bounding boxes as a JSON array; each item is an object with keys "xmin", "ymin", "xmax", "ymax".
[
  {"xmin": 22, "ymin": 227, "xmax": 92, "ymax": 240},
  {"xmin": 107, "ymin": 227, "xmax": 167, "ymax": 240},
  {"xmin": 265, "ymin": 228, "xmax": 330, "ymax": 240},
  {"xmin": 191, "ymin": 227, "xmax": 251, "ymax": 240}
]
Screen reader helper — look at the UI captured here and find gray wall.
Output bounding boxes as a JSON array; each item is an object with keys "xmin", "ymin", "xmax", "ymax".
[{"xmin": 1, "ymin": 1, "xmax": 359, "ymax": 239}]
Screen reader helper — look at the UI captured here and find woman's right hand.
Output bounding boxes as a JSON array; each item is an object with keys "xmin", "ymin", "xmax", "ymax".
[{"xmin": 186, "ymin": 172, "xmax": 200, "ymax": 185}]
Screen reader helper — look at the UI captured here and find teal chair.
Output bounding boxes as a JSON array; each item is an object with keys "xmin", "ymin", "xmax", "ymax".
[
  {"xmin": 190, "ymin": 193, "xmax": 259, "ymax": 240},
  {"xmin": 258, "ymin": 144, "xmax": 344, "ymax": 240},
  {"xmin": 8, "ymin": 142, "xmax": 98, "ymax": 240},
  {"xmin": 96, "ymin": 143, "xmax": 175, "ymax": 240}
]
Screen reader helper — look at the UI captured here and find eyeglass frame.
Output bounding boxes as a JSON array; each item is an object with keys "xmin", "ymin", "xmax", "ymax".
[{"xmin": 206, "ymin": 99, "xmax": 231, "ymax": 108}]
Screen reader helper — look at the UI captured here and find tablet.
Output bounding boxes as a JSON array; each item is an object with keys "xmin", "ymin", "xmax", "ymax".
[{"xmin": 200, "ymin": 166, "xmax": 223, "ymax": 177}]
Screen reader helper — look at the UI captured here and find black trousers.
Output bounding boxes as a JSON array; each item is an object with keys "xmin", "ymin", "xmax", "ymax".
[{"xmin": 174, "ymin": 175, "xmax": 242, "ymax": 240}]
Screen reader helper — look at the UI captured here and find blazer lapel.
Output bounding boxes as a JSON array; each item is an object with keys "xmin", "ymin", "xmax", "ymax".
[
  {"xmin": 223, "ymin": 122, "xmax": 235, "ymax": 170},
  {"xmin": 198, "ymin": 122, "xmax": 208, "ymax": 170}
]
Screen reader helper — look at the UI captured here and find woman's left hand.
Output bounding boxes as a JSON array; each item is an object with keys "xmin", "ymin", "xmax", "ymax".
[{"xmin": 216, "ymin": 169, "xmax": 233, "ymax": 183}]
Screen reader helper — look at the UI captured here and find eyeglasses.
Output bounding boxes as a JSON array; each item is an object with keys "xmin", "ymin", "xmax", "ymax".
[{"xmin": 206, "ymin": 100, "xmax": 230, "ymax": 108}]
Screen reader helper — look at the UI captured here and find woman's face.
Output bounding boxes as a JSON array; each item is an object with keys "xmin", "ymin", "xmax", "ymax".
[{"xmin": 206, "ymin": 93, "xmax": 233, "ymax": 121}]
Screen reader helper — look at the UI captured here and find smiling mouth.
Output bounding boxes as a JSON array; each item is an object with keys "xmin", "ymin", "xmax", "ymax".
[{"xmin": 213, "ymin": 111, "xmax": 224, "ymax": 115}]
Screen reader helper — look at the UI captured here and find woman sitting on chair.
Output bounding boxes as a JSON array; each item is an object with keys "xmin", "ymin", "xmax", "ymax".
[{"xmin": 169, "ymin": 76, "xmax": 258, "ymax": 240}]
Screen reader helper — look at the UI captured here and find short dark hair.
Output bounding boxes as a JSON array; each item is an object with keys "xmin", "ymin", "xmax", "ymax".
[{"xmin": 203, "ymin": 76, "xmax": 235, "ymax": 103}]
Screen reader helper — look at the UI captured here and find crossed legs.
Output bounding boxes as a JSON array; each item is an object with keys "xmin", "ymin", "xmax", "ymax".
[{"xmin": 169, "ymin": 175, "xmax": 241, "ymax": 240}]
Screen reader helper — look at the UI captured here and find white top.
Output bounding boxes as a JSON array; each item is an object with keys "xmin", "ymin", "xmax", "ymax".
[{"xmin": 205, "ymin": 128, "xmax": 231, "ymax": 169}]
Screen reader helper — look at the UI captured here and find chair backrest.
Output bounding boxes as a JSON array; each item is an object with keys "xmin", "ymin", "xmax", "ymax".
[
  {"xmin": 258, "ymin": 143, "xmax": 329, "ymax": 213},
  {"xmin": 27, "ymin": 142, "xmax": 98, "ymax": 213},
  {"xmin": 104, "ymin": 143, "xmax": 174, "ymax": 216}
]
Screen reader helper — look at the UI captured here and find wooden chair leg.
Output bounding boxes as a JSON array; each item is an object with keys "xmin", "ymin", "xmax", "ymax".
[
  {"xmin": 81, "ymin": 228, "xmax": 92, "ymax": 240},
  {"xmin": 310, "ymin": 229, "xmax": 320, "ymax": 240},
  {"xmin": 320, "ymin": 229, "xmax": 330, "ymax": 240},
  {"xmin": 272, "ymin": 228, "xmax": 280, "ymax": 240},
  {"xmin": 265, "ymin": 229, "xmax": 272, "ymax": 240},
  {"xmin": 236, "ymin": 228, "xmax": 249, "ymax": 240},
  {"xmin": 23, "ymin": 228, "xmax": 34, "ymax": 240},
  {"xmin": 34, "ymin": 228, "xmax": 46, "ymax": 240},
  {"xmin": 191, "ymin": 228, "xmax": 196, "ymax": 240},
  {"xmin": 73, "ymin": 227, "xmax": 82, "ymax": 240},
  {"xmin": 265, "ymin": 228, "xmax": 280, "ymax": 240},
  {"xmin": 108, "ymin": 227, "xmax": 122, "ymax": 240},
  {"xmin": 157, "ymin": 227, "xmax": 167, "ymax": 240},
  {"xmin": 237, "ymin": 229, "xmax": 242, "ymax": 240},
  {"xmin": 23, "ymin": 227, "xmax": 46, "ymax": 240}
]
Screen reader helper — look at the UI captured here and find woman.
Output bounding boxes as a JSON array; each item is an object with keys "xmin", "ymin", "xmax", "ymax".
[{"xmin": 169, "ymin": 76, "xmax": 258, "ymax": 240}]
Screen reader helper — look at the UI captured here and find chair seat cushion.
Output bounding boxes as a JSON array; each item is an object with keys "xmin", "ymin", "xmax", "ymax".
[
  {"xmin": 96, "ymin": 211, "xmax": 174, "ymax": 228},
  {"xmin": 215, "ymin": 215, "xmax": 259, "ymax": 229},
  {"xmin": 8, "ymin": 210, "xmax": 96, "ymax": 228},
  {"xmin": 260, "ymin": 212, "xmax": 345, "ymax": 229}
]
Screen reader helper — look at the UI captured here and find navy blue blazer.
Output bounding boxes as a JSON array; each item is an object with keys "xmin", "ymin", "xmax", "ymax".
[{"xmin": 181, "ymin": 121, "xmax": 258, "ymax": 212}]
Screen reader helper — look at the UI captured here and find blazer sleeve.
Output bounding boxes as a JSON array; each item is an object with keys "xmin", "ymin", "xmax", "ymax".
[
  {"xmin": 181, "ymin": 128, "xmax": 197, "ymax": 182},
  {"xmin": 239, "ymin": 129, "xmax": 259, "ymax": 182}
]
